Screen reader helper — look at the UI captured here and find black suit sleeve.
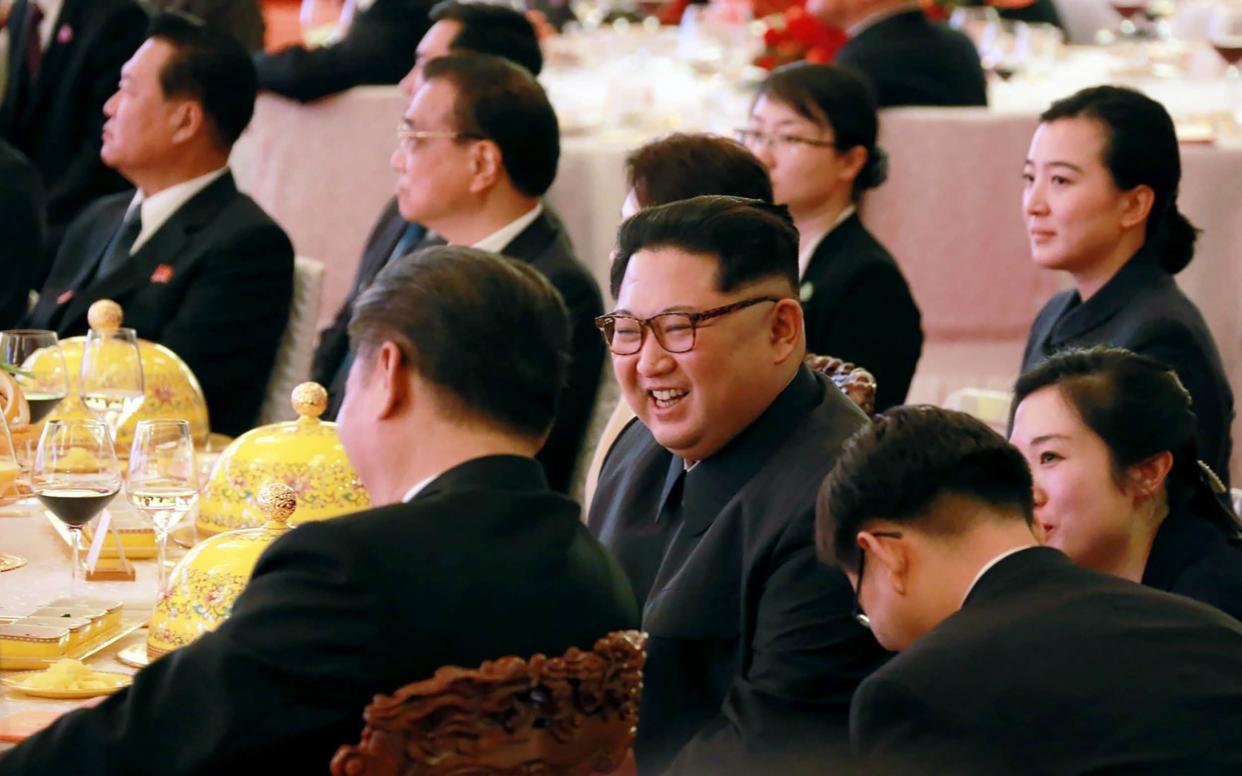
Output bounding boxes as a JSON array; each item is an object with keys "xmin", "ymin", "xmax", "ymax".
[
  {"xmin": 668, "ymin": 524, "xmax": 885, "ymax": 772},
  {"xmin": 43, "ymin": 3, "xmax": 147, "ymax": 229},
  {"xmin": 0, "ymin": 525, "xmax": 381, "ymax": 775},
  {"xmin": 809, "ymin": 263, "xmax": 922, "ymax": 411},
  {"xmin": 252, "ymin": 0, "xmax": 430, "ymax": 102},
  {"xmin": 850, "ymin": 674, "xmax": 966, "ymax": 772},
  {"xmin": 537, "ymin": 266, "xmax": 605, "ymax": 493},
  {"xmin": 157, "ymin": 220, "xmax": 294, "ymax": 435},
  {"xmin": 0, "ymin": 147, "xmax": 46, "ymax": 328}
]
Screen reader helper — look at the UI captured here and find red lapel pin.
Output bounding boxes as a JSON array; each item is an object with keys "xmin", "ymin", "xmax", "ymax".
[
  {"xmin": 57, "ymin": 24, "xmax": 73, "ymax": 45},
  {"xmin": 56, "ymin": 290, "xmax": 74, "ymax": 305},
  {"xmin": 150, "ymin": 264, "xmax": 174, "ymax": 284}
]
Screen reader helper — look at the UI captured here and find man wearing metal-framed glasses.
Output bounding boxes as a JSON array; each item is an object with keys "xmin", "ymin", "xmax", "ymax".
[{"xmin": 588, "ymin": 195, "xmax": 888, "ymax": 774}]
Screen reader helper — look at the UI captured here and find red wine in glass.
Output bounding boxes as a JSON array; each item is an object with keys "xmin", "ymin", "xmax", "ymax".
[
  {"xmin": 37, "ymin": 486, "xmax": 118, "ymax": 527},
  {"xmin": 24, "ymin": 392, "xmax": 67, "ymax": 424},
  {"xmin": 1215, "ymin": 41, "xmax": 1242, "ymax": 67},
  {"xmin": 1110, "ymin": 1, "xmax": 1145, "ymax": 20}
]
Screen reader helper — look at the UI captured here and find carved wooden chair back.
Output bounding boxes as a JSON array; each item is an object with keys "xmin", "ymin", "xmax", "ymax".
[
  {"xmin": 805, "ymin": 354, "xmax": 878, "ymax": 416},
  {"xmin": 331, "ymin": 630, "xmax": 647, "ymax": 776}
]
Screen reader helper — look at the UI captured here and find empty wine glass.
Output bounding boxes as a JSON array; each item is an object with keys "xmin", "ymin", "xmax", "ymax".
[
  {"xmin": 127, "ymin": 420, "xmax": 198, "ymax": 592},
  {"xmin": 32, "ymin": 419, "xmax": 122, "ymax": 595},
  {"xmin": 0, "ymin": 329, "xmax": 69, "ymax": 424},
  {"xmin": 1111, "ymin": 0, "xmax": 1147, "ymax": 38},
  {"xmin": 79, "ymin": 327, "xmax": 145, "ymax": 447}
]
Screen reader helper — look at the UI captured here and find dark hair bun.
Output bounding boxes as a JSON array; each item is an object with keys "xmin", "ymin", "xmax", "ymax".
[
  {"xmin": 858, "ymin": 145, "xmax": 888, "ymax": 191},
  {"xmin": 1160, "ymin": 208, "xmax": 1199, "ymax": 275}
]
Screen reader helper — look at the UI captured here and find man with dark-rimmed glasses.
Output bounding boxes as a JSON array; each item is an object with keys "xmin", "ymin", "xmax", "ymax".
[{"xmin": 588, "ymin": 195, "xmax": 888, "ymax": 774}]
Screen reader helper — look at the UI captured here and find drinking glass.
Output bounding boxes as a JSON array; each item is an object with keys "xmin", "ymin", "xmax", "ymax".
[
  {"xmin": 127, "ymin": 420, "xmax": 198, "ymax": 592},
  {"xmin": 300, "ymin": 0, "xmax": 351, "ymax": 45},
  {"xmin": 79, "ymin": 327, "xmax": 145, "ymax": 446},
  {"xmin": 1111, "ymin": 0, "xmax": 1147, "ymax": 37},
  {"xmin": 0, "ymin": 329, "xmax": 69, "ymax": 423},
  {"xmin": 0, "ymin": 408, "xmax": 20, "ymax": 508},
  {"xmin": 32, "ymin": 419, "xmax": 122, "ymax": 595},
  {"xmin": 1210, "ymin": 2, "xmax": 1242, "ymax": 122},
  {"xmin": 949, "ymin": 5, "xmax": 1001, "ymax": 53}
]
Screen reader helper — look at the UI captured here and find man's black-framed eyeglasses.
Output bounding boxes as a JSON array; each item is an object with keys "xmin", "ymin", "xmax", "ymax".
[
  {"xmin": 853, "ymin": 530, "xmax": 904, "ymax": 629},
  {"xmin": 594, "ymin": 296, "xmax": 782, "ymax": 356}
]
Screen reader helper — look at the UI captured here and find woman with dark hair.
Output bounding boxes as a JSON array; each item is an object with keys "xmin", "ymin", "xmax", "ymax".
[
  {"xmin": 1021, "ymin": 85, "xmax": 1233, "ymax": 484},
  {"xmin": 1010, "ymin": 346, "xmax": 1242, "ymax": 619},
  {"xmin": 742, "ymin": 62, "xmax": 922, "ymax": 411}
]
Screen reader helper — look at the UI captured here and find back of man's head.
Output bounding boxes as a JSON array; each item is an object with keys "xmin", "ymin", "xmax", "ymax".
[
  {"xmin": 147, "ymin": 12, "xmax": 256, "ymax": 151},
  {"xmin": 429, "ymin": 0, "xmax": 543, "ymax": 75},
  {"xmin": 422, "ymin": 54, "xmax": 559, "ymax": 198},
  {"xmin": 348, "ymin": 245, "xmax": 570, "ymax": 440},
  {"xmin": 610, "ymin": 195, "xmax": 798, "ymax": 299},
  {"xmin": 817, "ymin": 406, "xmax": 1035, "ymax": 575},
  {"xmin": 625, "ymin": 133, "xmax": 773, "ymax": 210}
]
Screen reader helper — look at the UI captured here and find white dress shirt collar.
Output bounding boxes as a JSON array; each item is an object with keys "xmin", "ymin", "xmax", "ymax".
[
  {"xmin": 471, "ymin": 202, "xmax": 543, "ymax": 254},
  {"xmin": 798, "ymin": 205, "xmax": 856, "ymax": 280},
  {"xmin": 401, "ymin": 473, "xmax": 441, "ymax": 503},
  {"xmin": 34, "ymin": 0, "xmax": 65, "ymax": 50},
  {"xmin": 126, "ymin": 167, "xmax": 229, "ymax": 254},
  {"xmin": 962, "ymin": 545, "xmax": 1039, "ymax": 606}
]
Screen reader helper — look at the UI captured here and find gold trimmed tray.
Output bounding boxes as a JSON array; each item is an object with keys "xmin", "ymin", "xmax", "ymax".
[
  {"xmin": 0, "ymin": 552, "xmax": 26, "ymax": 572},
  {"xmin": 0, "ymin": 611, "xmax": 148, "ymax": 671}
]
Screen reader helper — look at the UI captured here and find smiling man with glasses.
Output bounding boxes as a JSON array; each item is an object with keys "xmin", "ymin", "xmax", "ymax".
[
  {"xmin": 817, "ymin": 405, "xmax": 1242, "ymax": 773},
  {"xmin": 588, "ymin": 195, "xmax": 888, "ymax": 774}
]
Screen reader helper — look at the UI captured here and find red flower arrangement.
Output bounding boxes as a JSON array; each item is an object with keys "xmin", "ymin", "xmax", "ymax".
[{"xmin": 756, "ymin": 1, "xmax": 846, "ymax": 70}]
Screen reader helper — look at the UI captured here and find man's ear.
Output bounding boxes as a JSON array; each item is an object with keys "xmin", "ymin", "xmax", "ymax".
[
  {"xmin": 372, "ymin": 341, "xmax": 409, "ymax": 420},
  {"xmin": 467, "ymin": 139, "xmax": 504, "ymax": 194},
  {"xmin": 858, "ymin": 530, "xmax": 909, "ymax": 596},
  {"xmin": 169, "ymin": 100, "xmax": 205, "ymax": 146},
  {"xmin": 769, "ymin": 298, "xmax": 804, "ymax": 363}
]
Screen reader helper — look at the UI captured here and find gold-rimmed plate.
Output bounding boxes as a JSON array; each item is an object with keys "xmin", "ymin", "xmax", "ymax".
[
  {"xmin": 0, "ymin": 552, "xmax": 26, "ymax": 572},
  {"xmin": 2, "ymin": 670, "xmax": 132, "ymax": 699},
  {"xmin": 115, "ymin": 643, "xmax": 151, "ymax": 669}
]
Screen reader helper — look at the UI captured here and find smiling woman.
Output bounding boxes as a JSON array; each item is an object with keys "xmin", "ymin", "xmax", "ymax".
[
  {"xmin": 1020, "ymin": 85, "xmax": 1235, "ymax": 487},
  {"xmin": 1010, "ymin": 346, "xmax": 1242, "ymax": 620}
]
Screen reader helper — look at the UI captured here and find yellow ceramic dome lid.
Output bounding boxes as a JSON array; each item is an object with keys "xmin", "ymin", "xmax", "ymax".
[
  {"xmin": 28, "ymin": 299, "xmax": 211, "ymax": 449},
  {"xmin": 196, "ymin": 382, "xmax": 369, "ymax": 536},
  {"xmin": 147, "ymin": 482, "xmax": 295, "ymax": 659}
]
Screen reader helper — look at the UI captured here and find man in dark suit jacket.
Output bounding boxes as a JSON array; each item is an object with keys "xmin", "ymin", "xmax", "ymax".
[
  {"xmin": 0, "ymin": 138, "xmax": 45, "ymax": 328},
  {"xmin": 23, "ymin": 13, "xmax": 292, "ymax": 435},
  {"xmin": 318, "ymin": 50, "xmax": 602, "ymax": 494},
  {"xmin": 810, "ymin": 0, "xmax": 987, "ymax": 107},
  {"xmin": 313, "ymin": 0, "xmax": 545, "ymax": 417},
  {"xmin": 0, "ymin": 246, "xmax": 639, "ymax": 776},
  {"xmin": 146, "ymin": 0, "xmax": 265, "ymax": 50},
  {"xmin": 254, "ymin": 0, "xmax": 432, "ymax": 102},
  {"xmin": 817, "ymin": 406, "xmax": 1242, "ymax": 774},
  {"xmin": 0, "ymin": 0, "xmax": 147, "ymax": 264},
  {"xmin": 590, "ymin": 196, "xmax": 889, "ymax": 774}
]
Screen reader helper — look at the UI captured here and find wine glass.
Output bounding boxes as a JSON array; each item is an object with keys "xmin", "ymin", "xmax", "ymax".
[
  {"xmin": 1210, "ymin": 2, "xmax": 1242, "ymax": 123},
  {"xmin": 0, "ymin": 407, "xmax": 21, "ymax": 508},
  {"xmin": 32, "ymin": 419, "xmax": 122, "ymax": 595},
  {"xmin": 1111, "ymin": 0, "xmax": 1147, "ymax": 38},
  {"xmin": 127, "ymin": 420, "xmax": 198, "ymax": 592},
  {"xmin": 0, "ymin": 329, "xmax": 69, "ymax": 424},
  {"xmin": 300, "ymin": 0, "xmax": 349, "ymax": 45},
  {"xmin": 949, "ymin": 5, "xmax": 1001, "ymax": 53},
  {"xmin": 79, "ymin": 327, "xmax": 145, "ymax": 447}
]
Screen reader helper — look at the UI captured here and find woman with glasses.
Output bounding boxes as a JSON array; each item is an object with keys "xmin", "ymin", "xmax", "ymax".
[
  {"xmin": 742, "ymin": 62, "xmax": 922, "ymax": 411},
  {"xmin": 1020, "ymin": 85, "xmax": 1233, "ymax": 486},
  {"xmin": 1010, "ymin": 346, "xmax": 1242, "ymax": 620}
]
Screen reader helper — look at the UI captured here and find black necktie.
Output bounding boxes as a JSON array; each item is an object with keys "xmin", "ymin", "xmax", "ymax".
[{"xmin": 95, "ymin": 206, "xmax": 143, "ymax": 281}]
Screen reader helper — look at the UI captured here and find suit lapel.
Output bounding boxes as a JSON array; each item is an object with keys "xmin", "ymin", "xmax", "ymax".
[
  {"xmin": 357, "ymin": 200, "xmax": 412, "ymax": 290},
  {"xmin": 497, "ymin": 205, "xmax": 557, "ymax": 265},
  {"xmin": 1046, "ymin": 252, "xmax": 1167, "ymax": 348},
  {"xmin": 21, "ymin": 0, "xmax": 80, "ymax": 124},
  {"xmin": 60, "ymin": 173, "xmax": 238, "ymax": 329},
  {"xmin": 0, "ymin": 1, "xmax": 35, "ymax": 133}
]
